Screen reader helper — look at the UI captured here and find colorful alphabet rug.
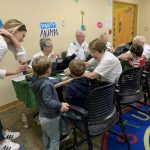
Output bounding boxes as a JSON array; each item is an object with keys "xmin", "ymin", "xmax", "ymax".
[{"xmin": 102, "ymin": 106, "xmax": 150, "ymax": 150}]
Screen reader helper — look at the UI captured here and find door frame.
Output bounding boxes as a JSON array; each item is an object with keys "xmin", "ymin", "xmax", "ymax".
[{"xmin": 113, "ymin": 1, "xmax": 138, "ymax": 48}]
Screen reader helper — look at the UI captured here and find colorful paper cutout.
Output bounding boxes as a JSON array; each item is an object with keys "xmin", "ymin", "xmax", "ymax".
[
  {"xmin": 81, "ymin": 24, "xmax": 86, "ymax": 31},
  {"xmin": 81, "ymin": 11, "xmax": 86, "ymax": 31},
  {"xmin": 97, "ymin": 21, "xmax": 103, "ymax": 28},
  {"xmin": 0, "ymin": 19, "xmax": 3, "ymax": 28}
]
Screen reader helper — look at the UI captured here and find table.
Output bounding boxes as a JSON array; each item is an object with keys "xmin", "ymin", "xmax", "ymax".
[{"xmin": 12, "ymin": 74, "xmax": 72, "ymax": 110}]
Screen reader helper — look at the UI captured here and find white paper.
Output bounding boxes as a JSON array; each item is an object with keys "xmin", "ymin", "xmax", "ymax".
[
  {"xmin": 12, "ymin": 75, "xmax": 25, "ymax": 82},
  {"xmin": 48, "ymin": 77, "xmax": 57, "ymax": 80},
  {"xmin": 106, "ymin": 17, "xmax": 112, "ymax": 28}
]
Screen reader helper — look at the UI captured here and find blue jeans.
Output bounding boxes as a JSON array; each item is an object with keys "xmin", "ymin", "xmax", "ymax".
[
  {"xmin": 39, "ymin": 116, "xmax": 60, "ymax": 150},
  {"xmin": 0, "ymin": 120, "xmax": 4, "ymax": 141}
]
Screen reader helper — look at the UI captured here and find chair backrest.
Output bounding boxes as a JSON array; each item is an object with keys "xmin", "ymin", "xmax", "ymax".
[
  {"xmin": 113, "ymin": 44, "xmax": 130, "ymax": 57},
  {"xmin": 118, "ymin": 66, "xmax": 143, "ymax": 95},
  {"xmin": 52, "ymin": 54, "xmax": 76, "ymax": 74},
  {"xmin": 87, "ymin": 83, "xmax": 116, "ymax": 125}
]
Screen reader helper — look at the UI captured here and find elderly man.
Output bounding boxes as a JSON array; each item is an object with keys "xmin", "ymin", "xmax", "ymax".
[
  {"xmin": 67, "ymin": 29, "xmax": 89, "ymax": 61},
  {"xmin": 118, "ymin": 36, "xmax": 150, "ymax": 61}
]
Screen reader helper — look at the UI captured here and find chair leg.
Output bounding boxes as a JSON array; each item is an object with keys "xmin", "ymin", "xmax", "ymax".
[
  {"xmin": 110, "ymin": 119, "xmax": 130, "ymax": 150},
  {"xmin": 64, "ymin": 126, "xmax": 79, "ymax": 150},
  {"xmin": 86, "ymin": 136, "xmax": 93, "ymax": 150},
  {"xmin": 116, "ymin": 95, "xmax": 122, "ymax": 115},
  {"xmin": 119, "ymin": 122, "xmax": 130, "ymax": 150},
  {"xmin": 118, "ymin": 116, "xmax": 125, "ymax": 131},
  {"xmin": 84, "ymin": 119, "xmax": 93, "ymax": 150}
]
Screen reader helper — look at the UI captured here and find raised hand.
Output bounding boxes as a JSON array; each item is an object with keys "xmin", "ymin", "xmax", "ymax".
[{"xmin": 0, "ymin": 28, "xmax": 13, "ymax": 38}]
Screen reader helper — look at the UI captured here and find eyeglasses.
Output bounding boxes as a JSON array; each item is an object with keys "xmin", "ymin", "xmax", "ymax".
[{"xmin": 45, "ymin": 45, "xmax": 53, "ymax": 48}]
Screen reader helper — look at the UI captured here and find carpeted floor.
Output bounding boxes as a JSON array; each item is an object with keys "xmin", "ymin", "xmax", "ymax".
[
  {"xmin": 0, "ymin": 102, "xmax": 103, "ymax": 150},
  {"xmin": 102, "ymin": 105, "xmax": 150, "ymax": 150}
]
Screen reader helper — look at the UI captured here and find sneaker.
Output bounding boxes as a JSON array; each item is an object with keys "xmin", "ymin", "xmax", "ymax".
[
  {"xmin": 4, "ymin": 130, "xmax": 20, "ymax": 140},
  {"xmin": 60, "ymin": 134, "xmax": 69, "ymax": 142},
  {"xmin": 0, "ymin": 139, "xmax": 20, "ymax": 150}
]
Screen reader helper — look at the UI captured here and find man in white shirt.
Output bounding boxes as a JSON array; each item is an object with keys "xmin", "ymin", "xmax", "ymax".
[
  {"xmin": 118, "ymin": 36, "xmax": 150, "ymax": 60},
  {"xmin": 67, "ymin": 30, "xmax": 89, "ymax": 61}
]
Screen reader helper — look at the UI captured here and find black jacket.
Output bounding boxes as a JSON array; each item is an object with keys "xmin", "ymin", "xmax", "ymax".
[{"xmin": 65, "ymin": 77, "xmax": 91, "ymax": 109}]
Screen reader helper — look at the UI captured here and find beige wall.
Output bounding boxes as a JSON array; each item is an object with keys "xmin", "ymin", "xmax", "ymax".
[{"xmin": 0, "ymin": 0, "xmax": 113, "ymax": 106}]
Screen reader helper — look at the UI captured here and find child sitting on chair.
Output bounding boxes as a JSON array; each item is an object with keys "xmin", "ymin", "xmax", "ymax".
[
  {"xmin": 65, "ymin": 59, "xmax": 91, "ymax": 108},
  {"xmin": 30, "ymin": 56, "xmax": 69, "ymax": 150},
  {"xmin": 129, "ymin": 44, "xmax": 145, "ymax": 67},
  {"xmin": 60, "ymin": 59, "xmax": 91, "ymax": 141}
]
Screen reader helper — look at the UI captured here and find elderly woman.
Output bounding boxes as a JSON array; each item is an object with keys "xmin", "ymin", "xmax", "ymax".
[
  {"xmin": 28, "ymin": 38, "xmax": 58, "ymax": 71},
  {"xmin": 0, "ymin": 19, "xmax": 27, "ymax": 150},
  {"xmin": 100, "ymin": 32, "xmax": 114, "ymax": 52},
  {"xmin": 118, "ymin": 36, "xmax": 150, "ymax": 61},
  {"xmin": 84, "ymin": 38, "xmax": 122, "ymax": 84}
]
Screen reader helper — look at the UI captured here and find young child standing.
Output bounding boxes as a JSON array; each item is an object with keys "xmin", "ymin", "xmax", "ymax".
[
  {"xmin": 30, "ymin": 56, "xmax": 69, "ymax": 150},
  {"xmin": 129, "ymin": 44, "xmax": 145, "ymax": 67}
]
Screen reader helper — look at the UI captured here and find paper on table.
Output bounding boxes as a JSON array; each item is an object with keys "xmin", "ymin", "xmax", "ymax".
[
  {"xmin": 12, "ymin": 75, "xmax": 25, "ymax": 82},
  {"xmin": 48, "ymin": 77, "xmax": 57, "ymax": 80},
  {"xmin": 59, "ymin": 73, "xmax": 66, "ymax": 76}
]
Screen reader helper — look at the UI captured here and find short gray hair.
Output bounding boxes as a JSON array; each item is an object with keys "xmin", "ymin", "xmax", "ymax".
[
  {"xmin": 133, "ymin": 36, "xmax": 146, "ymax": 44},
  {"xmin": 39, "ymin": 38, "xmax": 52, "ymax": 51},
  {"xmin": 75, "ymin": 29, "xmax": 85, "ymax": 36}
]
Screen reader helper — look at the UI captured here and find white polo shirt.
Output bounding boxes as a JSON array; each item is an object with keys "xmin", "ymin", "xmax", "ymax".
[
  {"xmin": 67, "ymin": 41, "xmax": 88, "ymax": 61},
  {"xmin": 88, "ymin": 51, "xmax": 122, "ymax": 83},
  {"xmin": 28, "ymin": 51, "xmax": 57, "ymax": 68},
  {"xmin": 142, "ymin": 44, "xmax": 150, "ymax": 60}
]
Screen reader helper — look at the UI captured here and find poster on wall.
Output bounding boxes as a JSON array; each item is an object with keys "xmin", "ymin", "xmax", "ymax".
[
  {"xmin": 106, "ymin": 17, "xmax": 112, "ymax": 28},
  {"xmin": 40, "ymin": 22, "xmax": 59, "ymax": 38}
]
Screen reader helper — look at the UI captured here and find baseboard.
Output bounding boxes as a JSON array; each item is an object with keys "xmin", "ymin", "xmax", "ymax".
[{"xmin": 0, "ymin": 100, "xmax": 23, "ymax": 112}]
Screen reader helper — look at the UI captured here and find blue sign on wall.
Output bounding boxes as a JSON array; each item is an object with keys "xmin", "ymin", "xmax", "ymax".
[
  {"xmin": 40, "ymin": 22, "xmax": 58, "ymax": 38},
  {"xmin": 40, "ymin": 22, "xmax": 56, "ymax": 29}
]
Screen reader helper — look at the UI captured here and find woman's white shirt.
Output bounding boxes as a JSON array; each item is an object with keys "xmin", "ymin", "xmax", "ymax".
[
  {"xmin": 88, "ymin": 51, "xmax": 122, "ymax": 83},
  {"xmin": 28, "ymin": 51, "xmax": 57, "ymax": 69},
  {"xmin": 0, "ymin": 35, "xmax": 25, "ymax": 79}
]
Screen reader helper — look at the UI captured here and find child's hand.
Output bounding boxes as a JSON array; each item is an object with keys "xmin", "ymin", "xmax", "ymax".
[
  {"xmin": 60, "ymin": 102, "xmax": 69, "ymax": 112},
  {"xmin": 64, "ymin": 68, "xmax": 70, "ymax": 75},
  {"xmin": 62, "ymin": 76, "xmax": 69, "ymax": 81}
]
